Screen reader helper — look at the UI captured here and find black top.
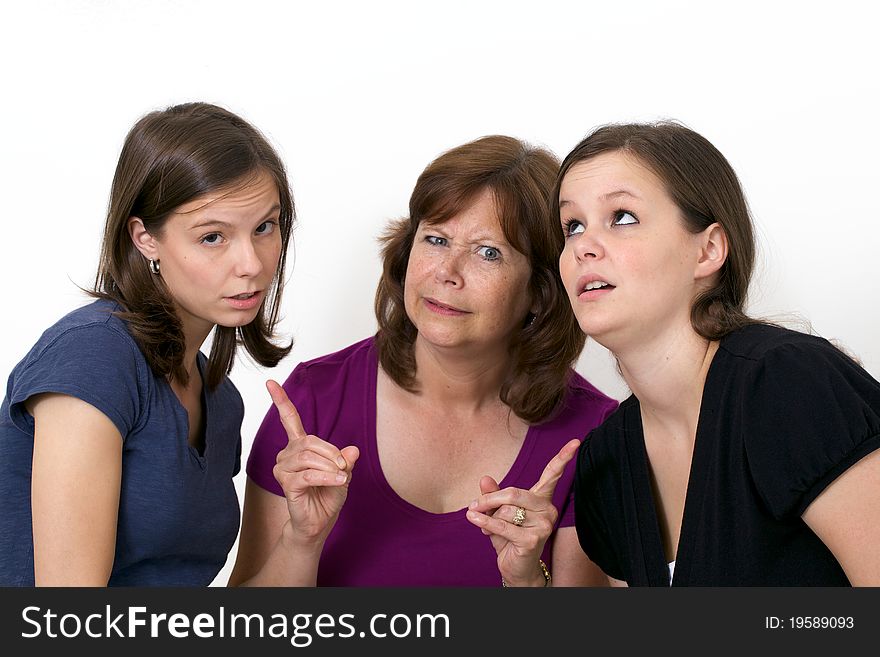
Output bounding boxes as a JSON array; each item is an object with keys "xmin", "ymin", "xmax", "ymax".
[{"xmin": 575, "ymin": 324, "xmax": 880, "ymax": 586}]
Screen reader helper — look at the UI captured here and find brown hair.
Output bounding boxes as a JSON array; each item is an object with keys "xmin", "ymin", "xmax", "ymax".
[
  {"xmin": 375, "ymin": 135, "xmax": 585, "ymax": 424},
  {"xmin": 554, "ymin": 121, "xmax": 756, "ymax": 340},
  {"xmin": 93, "ymin": 102, "xmax": 294, "ymax": 388}
]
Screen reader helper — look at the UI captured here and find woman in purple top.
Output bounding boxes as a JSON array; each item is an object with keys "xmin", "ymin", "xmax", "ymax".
[{"xmin": 230, "ymin": 136, "xmax": 618, "ymax": 586}]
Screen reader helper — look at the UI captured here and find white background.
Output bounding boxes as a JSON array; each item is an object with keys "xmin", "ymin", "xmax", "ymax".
[{"xmin": 1, "ymin": 1, "xmax": 877, "ymax": 586}]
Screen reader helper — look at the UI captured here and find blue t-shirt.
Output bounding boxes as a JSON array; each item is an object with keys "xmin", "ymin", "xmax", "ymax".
[{"xmin": 0, "ymin": 299, "xmax": 243, "ymax": 586}]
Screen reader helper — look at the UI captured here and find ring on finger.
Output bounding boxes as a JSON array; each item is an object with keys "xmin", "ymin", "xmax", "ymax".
[{"xmin": 512, "ymin": 506, "xmax": 526, "ymax": 527}]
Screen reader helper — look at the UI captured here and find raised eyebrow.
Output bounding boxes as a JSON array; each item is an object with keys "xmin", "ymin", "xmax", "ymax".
[
  {"xmin": 189, "ymin": 219, "xmax": 234, "ymax": 231},
  {"xmin": 601, "ymin": 189, "xmax": 641, "ymax": 202},
  {"xmin": 260, "ymin": 204, "xmax": 282, "ymax": 219},
  {"xmin": 559, "ymin": 190, "xmax": 641, "ymax": 208},
  {"xmin": 188, "ymin": 205, "xmax": 281, "ymax": 231}
]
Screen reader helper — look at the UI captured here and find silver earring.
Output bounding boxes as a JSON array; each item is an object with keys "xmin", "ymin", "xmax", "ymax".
[
  {"xmin": 527, "ymin": 313, "xmax": 537, "ymax": 327},
  {"xmin": 149, "ymin": 259, "xmax": 160, "ymax": 275}
]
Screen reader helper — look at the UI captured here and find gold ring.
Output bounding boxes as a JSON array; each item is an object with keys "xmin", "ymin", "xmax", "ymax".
[{"xmin": 512, "ymin": 506, "xmax": 526, "ymax": 527}]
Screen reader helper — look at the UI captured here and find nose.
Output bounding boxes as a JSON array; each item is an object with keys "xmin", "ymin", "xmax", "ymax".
[
  {"xmin": 573, "ymin": 229, "xmax": 605, "ymax": 262},
  {"xmin": 234, "ymin": 238, "xmax": 265, "ymax": 278},
  {"xmin": 434, "ymin": 248, "xmax": 465, "ymax": 287}
]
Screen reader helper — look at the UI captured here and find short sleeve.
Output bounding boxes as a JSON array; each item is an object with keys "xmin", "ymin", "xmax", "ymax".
[
  {"xmin": 557, "ymin": 475, "xmax": 576, "ymax": 528},
  {"xmin": 246, "ymin": 362, "xmax": 317, "ymax": 496},
  {"xmin": 743, "ymin": 339, "xmax": 880, "ymax": 519},
  {"xmin": 574, "ymin": 433, "xmax": 625, "ymax": 580},
  {"xmin": 8, "ymin": 324, "xmax": 144, "ymax": 440}
]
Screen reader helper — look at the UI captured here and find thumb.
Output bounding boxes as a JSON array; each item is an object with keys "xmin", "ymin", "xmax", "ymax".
[
  {"xmin": 340, "ymin": 445, "xmax": 360, "ymax": 471},
  {"xmin": 479, "ymin": 475, "xmax": 500, "ymax": 495}
]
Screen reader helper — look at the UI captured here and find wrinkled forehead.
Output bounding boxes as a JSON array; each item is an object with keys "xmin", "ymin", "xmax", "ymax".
[{"xmin": 419, "ymin": 187, "xmax": 531, "ymax": 254}]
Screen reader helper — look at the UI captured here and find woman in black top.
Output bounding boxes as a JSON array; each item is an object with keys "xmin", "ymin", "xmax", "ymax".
[{"xmin": 555, "ymin": 122, "xmax": 880, "ymax": 586}]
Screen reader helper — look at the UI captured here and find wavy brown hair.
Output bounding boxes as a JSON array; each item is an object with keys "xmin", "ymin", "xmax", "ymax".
[
  {"xmin": 553, "ymin": 121, "xmax": 757, "ymax": 340},
  {"xmin": 93, "ymin": 102, "xmax": 294, "ymax": 388},
  {"xmin": 375, "ymin": 135, "xmax": 585, "ymax": 424}
]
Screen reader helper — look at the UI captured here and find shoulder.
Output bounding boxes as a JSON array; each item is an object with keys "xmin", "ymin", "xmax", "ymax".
[
  {"xmin": 719, "ymin": 323, "xmax": 842, "ymax": 367},
  {"xmin": 543, "ymin": 370, "xmax": 619, "ymax": 433},
  {"xmin": 580, "ymin": 395, "xmax": 635, "ymax": 466},
  {"xmin": 6, "ymin": 300, "xmax": 150, "ymax": 437},
  {"xmin": 716, "ymin": 323, "xmax": 877, "ymax": 398},
  {"xmin": 285, "ymin": 337, "xmax": 376, "ymax": 392},
  {"xmin": 727, "ymin": 325, "xmax": 880, "ymax": 518},
  {"xmin": 270, "ymin": 337, "xmax": 376, "ymax": 430},
  {"xmin": 19, "ymin": 299, "xmax": 145, "ymax": 376}
]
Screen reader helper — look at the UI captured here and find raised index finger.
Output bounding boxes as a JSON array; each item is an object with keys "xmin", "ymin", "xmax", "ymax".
[
  {"xmin": 530, "ymin": 438, "xmax": 581, "ymax": 498},
  {"xmin": 266, "ymin": 379, "xmax": 307, "ymax": 441}
]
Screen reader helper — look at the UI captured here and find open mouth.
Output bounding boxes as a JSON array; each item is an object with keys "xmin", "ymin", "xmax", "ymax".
[
  {"xmin": 581, "ymin": 281, "xmax": 614, "ymax": 293},
  {"xmin": 224, "ymin": 290, "xmax": 263, "ymax": 310}
]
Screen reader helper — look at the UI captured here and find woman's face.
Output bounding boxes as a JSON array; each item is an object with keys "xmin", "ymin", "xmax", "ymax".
[
  {"xmin": 403, "ymin": 187, "xmax": 534, "ymax": 355},
  {"xmin": 558, "ymin": 151, "xmax": 706, "ymax": 351},
  {"xmin": 131, "ymin": 170, "xmax": 282, "ymax": 344}
]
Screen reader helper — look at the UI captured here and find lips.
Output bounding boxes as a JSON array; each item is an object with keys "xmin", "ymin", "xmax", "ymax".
[
  {"xmin": 575, "ymin": 274, "xmax": 615, "ymax": 300},
  {"xmin": 223, "ymin": 290, "xmax": 263, "ymax": 310},
  {"xmin": 424, "ymin": 297, "xmax": 469, "ymax": 315}
]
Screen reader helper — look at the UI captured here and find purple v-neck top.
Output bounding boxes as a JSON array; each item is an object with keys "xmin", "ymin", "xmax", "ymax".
[{"xmin": 247, "ymin": 337, "xmax": 617, "ymax": 586}]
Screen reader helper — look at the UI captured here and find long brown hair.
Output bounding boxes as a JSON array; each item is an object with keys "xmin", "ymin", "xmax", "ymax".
[
  {"xmin": 554, "ymin": 121, "xmax": 756, "ymax": 340},
  {"xmin": 375, "ymin": 135, "xmax": 585, "ymax": 424},
  {"xmin": 93, "ymin": 102, "xmax": 294, "ymax": 388}
]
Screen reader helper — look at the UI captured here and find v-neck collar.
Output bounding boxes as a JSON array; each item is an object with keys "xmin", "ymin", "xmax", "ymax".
[
  {"xmin": 622, "ymin": 347, "xmax": 724, "ymax": 586},
  {"xmin": 365, "ymin": 341, "xmax": 538, "ymax": 520},
  {"xmin": 164, "ymin": 351, "xmax": 211, "ymax": 467}
]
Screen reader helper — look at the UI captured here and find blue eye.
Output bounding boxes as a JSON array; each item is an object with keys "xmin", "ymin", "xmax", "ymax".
[
  {"xmin": 425, "ymin": 235, "xmax": 447, "ymax": 247},
  {"xmin": 564, "ymin": 219, "xmax": 585, "ymax": 237},
  {"xmin": 613, "ymin": 211, "xmax": 638, "ymax": 226},
  {"xmin": 200, "ymin": 233, "xmax": 223, "ymax": 246},
  {"xmin": 477, "ymin": 245, "xmax": 501, "ymax": 261}
]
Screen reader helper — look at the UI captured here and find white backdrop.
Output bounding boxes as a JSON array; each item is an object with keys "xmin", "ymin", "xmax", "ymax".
[{"xmin": 1, "ymin": 0, "xmax": 877, "ymax": 586}]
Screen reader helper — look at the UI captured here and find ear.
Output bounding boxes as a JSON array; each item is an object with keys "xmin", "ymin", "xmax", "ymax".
[
  {"xmin": 694, "ymin": 222, "xmax": 728, "ymax": 281},
  {"xmin": 128, "ymin": 217, "xmax": 160, "ymax": 260}
]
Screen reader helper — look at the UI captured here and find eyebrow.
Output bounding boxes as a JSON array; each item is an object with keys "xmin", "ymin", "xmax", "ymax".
[
  {"xmin": 465, "ymin": 234, "xmax": 507, "ymax": 245},
  {"xmin": 601, "ymin": 189, "xmax": 641, "ymax": 202},
  {"xmin": 559, "ymin": 189, "xmax": 641, "ymax": 209},
  {"xmin": 189, "ymin": 219, "xmax": 234, "ymax": 231},
  {"xmin": 188, "ymin": 204, "xmax": 281, "ymax": 231},
  {"xmin": 420, "ymin": 224, "xmax": 508, "ymax": 246}
]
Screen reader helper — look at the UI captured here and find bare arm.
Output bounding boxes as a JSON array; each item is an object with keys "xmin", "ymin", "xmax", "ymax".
[
  {"xmin": 549, "ymin": 526, "xmax": 609, "ymax": 587},
  {"xmin": 228, "ymin": 478, "xmax": 322, "ymax": 586},
  {"xmin": 802, "ymin": 448, "xmax": 880, "ymax": 585},
  {"xmin": 28, "ymin": 393, "xmax": 122, "ymax": 586},
  {"xmin": 228, "ymin": 381, "xmax": 358, "ymax": 587}
]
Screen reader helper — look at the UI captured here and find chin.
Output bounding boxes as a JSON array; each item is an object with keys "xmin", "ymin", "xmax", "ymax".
[
  {"xmin": 217, "ymin": 311, "xmax": 261, "ymax": 329},
  {"xmin": 575, "ymin": 316, "xmax": 615, "ymax": 344}
]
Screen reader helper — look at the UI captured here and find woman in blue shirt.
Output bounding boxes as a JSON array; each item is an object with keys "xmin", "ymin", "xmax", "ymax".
[{"xmin": 0, "ymin": 102, "xmax": 294, "ymax": 585}]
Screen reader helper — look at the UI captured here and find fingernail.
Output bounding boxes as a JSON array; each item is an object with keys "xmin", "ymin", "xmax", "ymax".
[
  {"xmin": 336, "ymin": 472, "xmax": 347, "ymax": 484},
  {"xmin": 336, "ymin": 457, "xmax": 347, "ymax": 469},
  {"xmin": 468, "ymin": 499, "xmax": 477, "ymax": 509}
]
